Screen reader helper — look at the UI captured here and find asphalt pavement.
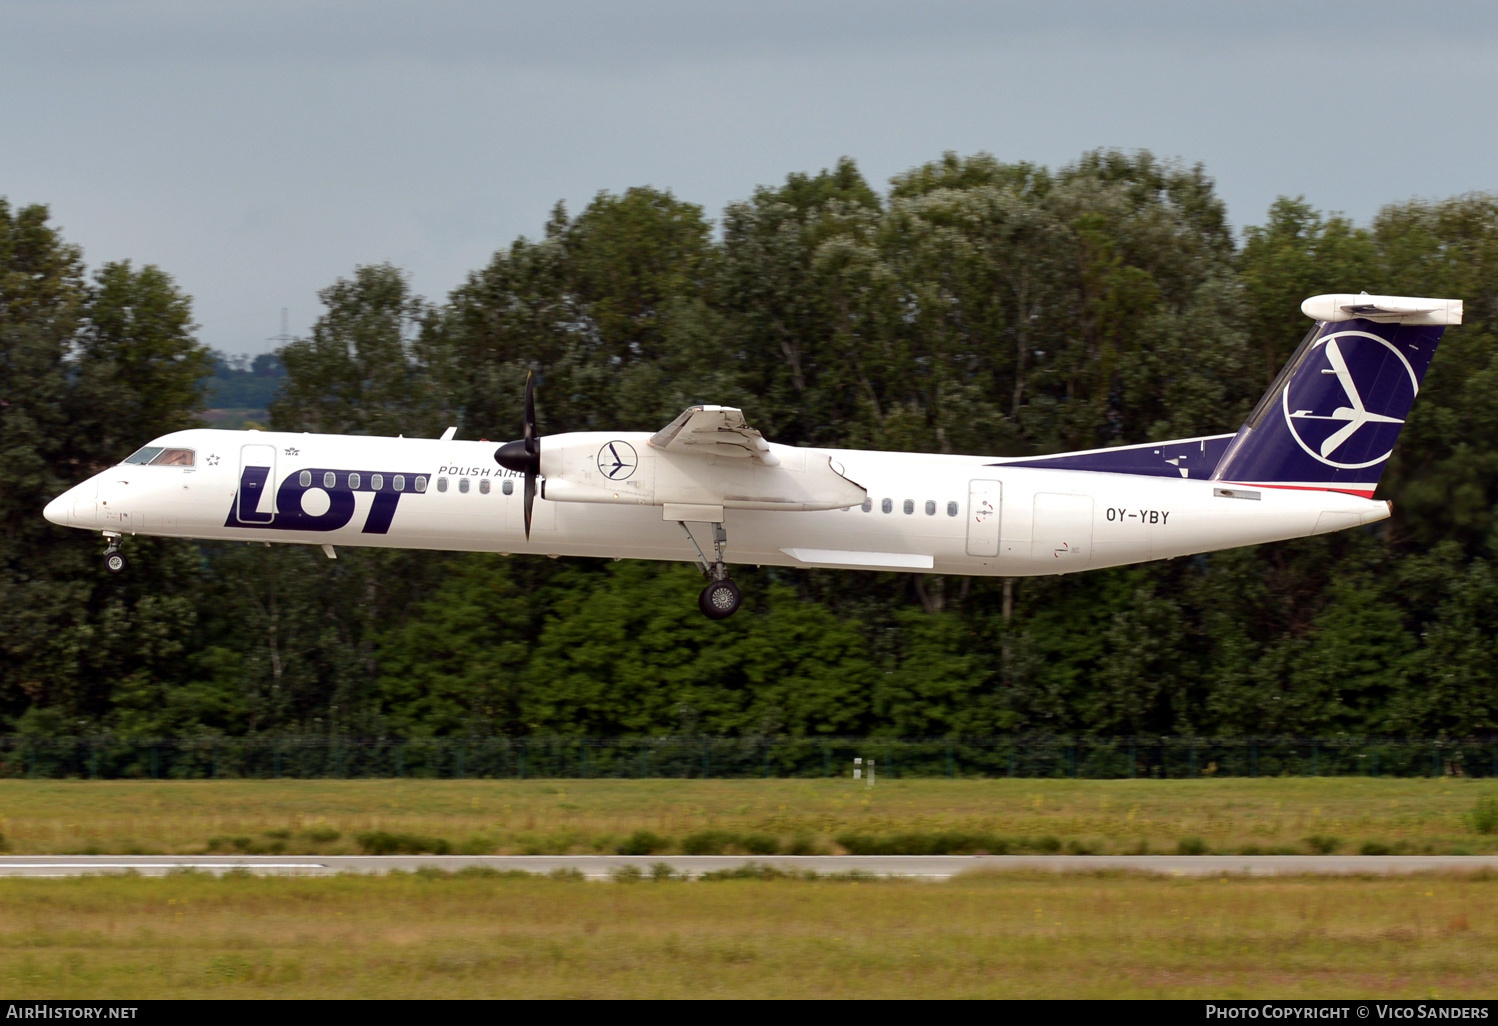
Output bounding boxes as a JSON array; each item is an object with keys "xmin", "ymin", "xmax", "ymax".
[{"xmin": 0, "ymin": 854, "xmax": 1495, "ymax": 878}]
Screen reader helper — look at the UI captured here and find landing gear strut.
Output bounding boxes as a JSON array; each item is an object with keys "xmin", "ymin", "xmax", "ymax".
[
  {"xmin": 102, "ymin": 533, "xmax": 128, "ymax": 575},
  {"xmin": 678, "ymin": 521, "xmax": 741, "ymax": 620}
]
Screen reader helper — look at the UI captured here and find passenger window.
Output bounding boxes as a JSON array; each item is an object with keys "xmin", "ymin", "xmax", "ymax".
[
  {"xmin": 393, "ymin": 475, "xmax": 405, "ymax": 492},
  {"xmin": 122, "ymin": 446, "xmax": 164, "ymax": 465},
  {"xmin": 479, "ymin": 479, "xmax": 491, "ymax": 495},
  {"xmin": 323, "ymin": 471, "xmax": 336, "ymax": 489},
  {"xmin": 502, "ymin": 480, "xmax": 514, "ymax": 495},
  {"xmin": 437, "ymin": 477, "xmax": 448, "ymax": 493},
  {"xmin": 459, "ymin": 478, "xmax": 470, "ymax": 494},
  {"xmin": 861, "ymin": 499, "xmax": 872, "ymax": 512},
  {"xmin": 881, "ymin": 498, "xmax": 892, "ymax": 514},
  {"xmin": 903, "ymin": 499, "xmax": 914, "ymax": 515},
  {"xmin": 348, "ymin": 472, "xmax": 360, "ymax": 489},
  {"xmin": 415, "ymin": 475, "xmax": 427, "ymax": 493},
  {"xmin": 947, "ymin": 501, "xmax": 959, "ymax": 517},
  {"xmin": 149, "ymin": 448, "xmax": 195, "ymax": 467},
  {"xmin": 299, "ymin": 470, "xmax": 312, "ymax": 488},
  {"xmin": 371, "ymin": 474, "xmax": 383, "ymax": 490},
  {"xmin": 925, "ymin": 500, "xmax": 936, "ymax": 516}
]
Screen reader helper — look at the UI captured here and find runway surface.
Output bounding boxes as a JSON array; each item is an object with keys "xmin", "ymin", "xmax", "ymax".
[{"xmin": 1, "ymin": 854, "xmax": 1496, "ymax": 878}]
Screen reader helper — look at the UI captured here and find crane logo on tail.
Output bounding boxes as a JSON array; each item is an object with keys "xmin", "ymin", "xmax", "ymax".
[{"xmin": 1282, "ymin": 330, "xmax": 1419, "ymax": 470}]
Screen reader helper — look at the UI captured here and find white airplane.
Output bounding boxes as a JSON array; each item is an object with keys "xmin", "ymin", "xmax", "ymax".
[{"xmin": 43, "ymin": 293, "xmax": 1461, "ymax": 619}]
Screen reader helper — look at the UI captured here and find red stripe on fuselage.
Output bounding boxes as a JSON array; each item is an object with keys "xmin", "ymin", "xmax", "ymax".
[{"xmin": 1223, "ymin": 481, "xmax": 1377, "ymax": 499}]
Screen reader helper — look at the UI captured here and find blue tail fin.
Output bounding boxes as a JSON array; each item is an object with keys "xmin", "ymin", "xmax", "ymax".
[{"xmin": 1210, "ymin": 293, "xmax": 1462, "ymax": 497}]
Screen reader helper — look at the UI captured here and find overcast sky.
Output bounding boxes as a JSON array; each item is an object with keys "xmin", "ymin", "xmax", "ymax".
[{"xmin": 3, "ymin": 1, "xmax": 1495, "ymax": 356}]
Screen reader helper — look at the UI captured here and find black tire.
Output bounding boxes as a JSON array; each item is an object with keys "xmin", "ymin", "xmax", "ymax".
[
  {"xmin": 699, "ymin": 578, "xmax": 741, "ymax": 620},
  {"xmin": 104, "ymin": 551, "xmax": 128, "ymax": 575}
]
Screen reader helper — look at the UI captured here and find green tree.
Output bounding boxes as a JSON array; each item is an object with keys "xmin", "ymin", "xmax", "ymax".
[{"xmin": 271, "ymin": 263, "xmax": 438, "ymax": 437}]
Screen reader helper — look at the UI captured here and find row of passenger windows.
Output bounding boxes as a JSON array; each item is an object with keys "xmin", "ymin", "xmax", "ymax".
[
  {"xmin": 298, "ymin": 471, "xmax": 428, "ymax": 493},
  {"xmin": 437, "ymin": 476, "xmax": 514, "ymax": 495},
  {"xmin": 297, "ymin": 470, "xmax": 519, "ymax": 495},
  {"xmin": 860, "ymin": 498, "xmax": 960, "ymax": 517}
]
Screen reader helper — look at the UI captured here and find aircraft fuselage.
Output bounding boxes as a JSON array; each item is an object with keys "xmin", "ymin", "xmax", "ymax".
[{"xmin": 45, "ymin": 427, "xmax": 1389, "ymax": 577}]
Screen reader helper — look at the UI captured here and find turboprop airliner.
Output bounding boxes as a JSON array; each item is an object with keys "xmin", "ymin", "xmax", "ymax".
[{"xmin": 43, "ymin": 292, "xmax": 1461, "ymax": 619}]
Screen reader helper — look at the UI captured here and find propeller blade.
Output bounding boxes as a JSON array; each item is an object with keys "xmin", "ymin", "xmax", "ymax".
[
  {"xmin": 523, "ymin": 469, "xmax": 535, "ymax": 540},
  {"xmin": 523, "ymin": 370, "xmax": 537, "ymax": 452},
  {"xmin": 493, "ymin": 370, "xmax": 542, "ymax": 539}
]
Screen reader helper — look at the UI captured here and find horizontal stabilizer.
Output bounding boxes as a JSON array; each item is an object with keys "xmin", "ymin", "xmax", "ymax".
[{"xmin": 1301, "ymin": 292, "xmax": 1463, "ymax": 326}]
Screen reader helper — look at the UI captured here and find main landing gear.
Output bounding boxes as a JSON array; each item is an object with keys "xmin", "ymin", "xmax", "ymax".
[
  {"xmin": 678, "ymin": 521, "xmax": 742, "ymax": 620},
  {"xmin": 102, "ymin": 533, "xmax": 128, "ymax": 575}
]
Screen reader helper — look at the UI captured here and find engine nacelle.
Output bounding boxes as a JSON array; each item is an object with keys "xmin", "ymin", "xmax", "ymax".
[{"xmin": 538, "ymin": 431, "xmax": 866, "ymax": 511}]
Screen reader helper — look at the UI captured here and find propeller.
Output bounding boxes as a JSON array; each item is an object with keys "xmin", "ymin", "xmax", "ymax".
[{"xmin": 494, "ymin": 371, "xmax": 540, "ymax": 538}]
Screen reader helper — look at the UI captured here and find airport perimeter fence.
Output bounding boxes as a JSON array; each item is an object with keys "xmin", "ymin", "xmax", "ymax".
[{"xmin": 1, "ymin": 735, "xmax": 1497, "ymax": 780}]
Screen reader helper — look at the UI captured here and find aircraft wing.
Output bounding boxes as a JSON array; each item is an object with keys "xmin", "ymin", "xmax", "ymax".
[{"xmin": 649, "ymin": 406, "xmax": 780, "ymax": 466}]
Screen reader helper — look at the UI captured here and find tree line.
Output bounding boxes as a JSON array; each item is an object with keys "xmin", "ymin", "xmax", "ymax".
[{"xmin": 3, "ymin": 149, "xmax": 1498, "ymax": 741}]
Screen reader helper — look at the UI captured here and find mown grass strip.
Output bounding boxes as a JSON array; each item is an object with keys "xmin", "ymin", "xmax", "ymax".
[
  {"xmin": 2, "ymin": 777, "xmax": 1497, "ymax": 857},
  {"xmin": 0, "ymin": 870, "xmax": 1495, "ymax": 998}
]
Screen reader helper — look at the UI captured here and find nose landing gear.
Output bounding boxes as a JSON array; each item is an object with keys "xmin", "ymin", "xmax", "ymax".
[
  {"xmin": 102, "ymin": 533, "xmax": 128, "ymax": 575},
  {"xmin": 678, "ymin": 520, "xmax": 742, "ymax": 620}
]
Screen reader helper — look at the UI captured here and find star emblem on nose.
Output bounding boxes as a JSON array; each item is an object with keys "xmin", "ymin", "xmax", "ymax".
[{"xmin": 206, "ymin": 454, "xmax": 220, "ymax": 466}]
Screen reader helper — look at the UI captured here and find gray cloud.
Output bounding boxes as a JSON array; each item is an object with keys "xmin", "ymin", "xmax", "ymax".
[{"xmin": 3, "ymin": 1, "xmax": 1496, "ymax": 354}]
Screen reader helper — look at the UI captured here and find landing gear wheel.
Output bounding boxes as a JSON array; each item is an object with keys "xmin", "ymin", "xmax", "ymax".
[
  {"xmin": 699, "ymin": 578, "xmax": 741, "ymax": 620},
  {"xmin": 104, "ymin": 550, "xmax": 128, "ymax": 575}
]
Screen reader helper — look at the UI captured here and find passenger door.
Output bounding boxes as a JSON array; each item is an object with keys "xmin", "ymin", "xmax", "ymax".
[
  {"xmin": 965, "ymin": 479, "xmax": 1002, "ymax": 557},
  {"xmin": 237, "ymin": 444, "xmax": 277, "ymax": 524}
]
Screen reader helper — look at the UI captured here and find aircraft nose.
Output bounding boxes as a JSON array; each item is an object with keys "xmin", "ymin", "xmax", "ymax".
[{"xmin": 43, "ymin": 491, "xmax": 70, "ymax": 526}]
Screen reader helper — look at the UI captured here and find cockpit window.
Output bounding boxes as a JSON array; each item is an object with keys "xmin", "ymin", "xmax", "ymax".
[
  {"xmin": 123, "ymin": 446, "xmax": 194, "ymax": 466},
  {"xmin": 122, "ymin": 446, "xmax": 164, "ymax": 465},
  {"xmin": 149, "ymin": 448, "xmax": 195, "ymax": 467}
]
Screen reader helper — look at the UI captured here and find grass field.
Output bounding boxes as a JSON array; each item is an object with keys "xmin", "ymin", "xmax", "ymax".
[
  {"xmin": 1, "ymin": 869, "xmax": 1495, "ymax": 998},
  {"xmin": 1, "ymin": 777, "xmax": 1496, "ymax": 856}
]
